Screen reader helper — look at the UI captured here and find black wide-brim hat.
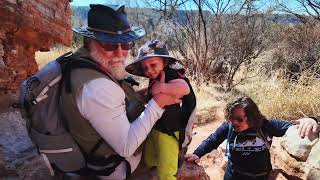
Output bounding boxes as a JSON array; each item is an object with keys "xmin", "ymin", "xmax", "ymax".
[
  {"xmin": 125, "ymin": 40, "xmax": 178, "ymax": 77},
  {"xmin": 72, "ymin": 4, "xmax": 145, "ymax": 43}
]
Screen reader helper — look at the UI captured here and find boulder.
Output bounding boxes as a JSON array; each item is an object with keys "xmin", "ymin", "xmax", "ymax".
[
  {"xmin": 305, "ymin": 139, "xmax": 320, "ymax": 177},
  {"xmin": 306, "ymin": 167, "xmax": 320, "ymax": 180},
  {"xmin": 0, "ymin": 109, "xmax": 53, "ymax": 179},
  {"xmin": 271, "ymin": 125, "xmax": 320, "ymax": 179},
  {"xmin": 280, "ymin": 125, "xmax": 317, "ymax": 161},
  {"xmin": 176, "ymin": 161, "xmax": 210, "ymax": 180},
  {"xmin": 268, "ymin": 169, "xmax": 288, "ymax": 180}
]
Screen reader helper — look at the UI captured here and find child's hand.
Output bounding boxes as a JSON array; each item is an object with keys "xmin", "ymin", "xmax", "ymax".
[
  {"xmin": 293, "ymin": 118, "xmax": 320, "ymax": 141},
  {"xmin": 185, "ymin": 153, "xmax": 200, "ymax": 163},
  {"xmin": 151, "ymin": 71, "xmax": 166, "ymax": 95}
]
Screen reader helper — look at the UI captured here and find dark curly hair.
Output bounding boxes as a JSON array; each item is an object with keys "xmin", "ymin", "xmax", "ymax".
[{"xmin": 224, "ymin": 96, "xmax": 267, "ymax": 128}]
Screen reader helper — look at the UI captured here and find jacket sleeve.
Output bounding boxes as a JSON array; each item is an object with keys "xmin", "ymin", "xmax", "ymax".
[
  {"xmin": 193, "ymin": 122, "xmax": 229, "ymax": 158},
  {"xmin": 76, "ymin": 78, "xmax": 164, "ymax": 157},
  {"xmin": 264, "ymin": 119, "xmax": 293, "ymax": 137}
]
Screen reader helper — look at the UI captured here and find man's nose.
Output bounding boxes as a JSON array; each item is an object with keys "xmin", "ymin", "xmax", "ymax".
[{"xmin": 113, "ymin": 45, "xmax": 124, "ymax": 56}]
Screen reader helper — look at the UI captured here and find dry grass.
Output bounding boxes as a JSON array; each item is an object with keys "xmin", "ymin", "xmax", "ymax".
[
  {"xmin": 190, "ymin": 80, "xmax": 228, "ymax": 125},
  {"xmin": 237, "ymin": 72, "xmax": 320, "ymax": 120},
  {"xmin": 35, "ymin": 47, "xmax": 76, "ymax": 69},
  {"xmin": 229, "ymin": 49, "xmax": 320, "ymax": 120}
]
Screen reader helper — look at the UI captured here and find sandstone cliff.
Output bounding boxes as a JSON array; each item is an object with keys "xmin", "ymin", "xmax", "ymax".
[
  {"xmin": 0, "ymin": 0, "xmax": 72, "ymax": 179},
  {"xmin": 0, "ymin": 0, "xmax": 72, "ymax": 92}
]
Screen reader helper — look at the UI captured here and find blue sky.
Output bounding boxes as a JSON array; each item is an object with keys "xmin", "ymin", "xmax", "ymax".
[
  {"xmin": 71, "ymin": 0, "xmax": 117, "ymax": 6},
  {"xmin": 70, "ymin": 0, "xmax": 147, "ymax": 9},
  {"xmin": 70, "ymin": 0, "xmax": 301, "ymax": 12}
]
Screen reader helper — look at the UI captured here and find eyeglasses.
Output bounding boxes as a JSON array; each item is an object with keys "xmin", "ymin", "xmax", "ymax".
[
  {"xmin": 230, "ymin": 116, "xmax": 246, "ymax": 123},
  {"xmin": 98, "ymin": 41, "xmax": 135, "ymax": 51}
]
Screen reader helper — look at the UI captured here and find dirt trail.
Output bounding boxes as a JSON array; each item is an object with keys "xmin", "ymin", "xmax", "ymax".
[{"xmin": 187, "ymin": 120, "xmax": 227, "ymax": 180}]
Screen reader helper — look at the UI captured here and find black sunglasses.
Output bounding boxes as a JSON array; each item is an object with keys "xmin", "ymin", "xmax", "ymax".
[
  {"xmin": 98, "ymin": 41, "xmax": 135, "ymax": 51},
  {"xmin": 230, "ymin": 116, "xmax": 246, "ymax": 123}
]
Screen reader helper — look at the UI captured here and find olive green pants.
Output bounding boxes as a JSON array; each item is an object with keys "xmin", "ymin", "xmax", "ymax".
[{"xmin": 144, "ymin": 129, "xmax": 179, "ymax": 180}]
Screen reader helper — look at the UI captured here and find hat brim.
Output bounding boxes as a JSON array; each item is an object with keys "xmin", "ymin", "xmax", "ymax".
[
  {"xmin": 72, "ymin": 26, "xmax": 145, "ymax": 43},
  {"xmin": 125, "ymin": 55, "xmax": 177, "ymax": 77}
]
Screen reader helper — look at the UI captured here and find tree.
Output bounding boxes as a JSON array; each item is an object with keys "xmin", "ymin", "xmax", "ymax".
[
  {"xmin": 277, "ymin": 0, "xmax": 320, "ymax": 24},
  {"xmin": 148, "ymin": 0, "xmax": 268, "ymax": 90}
]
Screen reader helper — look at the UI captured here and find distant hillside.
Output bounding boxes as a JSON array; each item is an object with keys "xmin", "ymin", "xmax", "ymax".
[
  {"xmin": 71, "ymin": 5, "xmax": 302, "ymax": 28},
  {"xmin": 270, "ymin": 14, "xmax": 302, "ymax": 25},
  {"xmin": 71, "ymin": 6, "xmax": 89, "ymax": 27}
]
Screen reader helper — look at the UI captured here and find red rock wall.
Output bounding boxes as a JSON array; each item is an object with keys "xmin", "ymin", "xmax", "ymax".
[{"xmin": 0, "ymin": 0, "xmax": 72, "ymax": 92}]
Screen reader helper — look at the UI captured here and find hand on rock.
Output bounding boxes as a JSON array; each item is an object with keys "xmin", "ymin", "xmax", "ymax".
[
  {"xmin": 293, "ymin": 118, "xmax": 319, "ymax": 141},
  {"xmin": 185, "ymin": 153, "xmax": 200, "ymax": 163}
]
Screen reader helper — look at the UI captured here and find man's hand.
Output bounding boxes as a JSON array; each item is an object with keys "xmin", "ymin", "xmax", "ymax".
[
  {"xmin": 293, "ymin": 118, "xmax": 320, "ymax": 141},
  {"xmin": 185, "ymin": 153, "xmax": 200, "ymax": 163},
  {"xmin": 153, "ymin": 93, "xmax": 181, "ymax": 108}
]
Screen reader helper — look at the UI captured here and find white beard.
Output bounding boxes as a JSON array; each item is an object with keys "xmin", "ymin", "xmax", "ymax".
[
  {"xmin": 108, "ymin": 63, "xmax": 128, "ymax": 80},
  {"xmin": 89, "ymin": 43, "xmax": 129, "ymax": 80}
]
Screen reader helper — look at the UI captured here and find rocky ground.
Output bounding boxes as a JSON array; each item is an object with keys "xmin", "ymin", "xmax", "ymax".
[{"xmin": 0, "ymin": 91, "xmax": 319, "ymax": 179}]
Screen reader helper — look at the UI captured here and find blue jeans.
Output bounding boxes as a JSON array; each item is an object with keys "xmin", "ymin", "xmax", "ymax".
[{"xmin": 224, "ymin": 168, "xmax": 270, "ymax": 180}]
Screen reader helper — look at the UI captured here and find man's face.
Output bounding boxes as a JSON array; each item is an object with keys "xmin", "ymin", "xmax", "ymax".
[
  {"xmin": 89, "ymin": 40, "xmax": 133, "ymax": 79},
  {"xmin": 229, "ymin": 107, "xmax": 250, "ymax": 132},
  {"xmin": 141, "ymin": 57, "xmax": 166, "ymax": 79}
]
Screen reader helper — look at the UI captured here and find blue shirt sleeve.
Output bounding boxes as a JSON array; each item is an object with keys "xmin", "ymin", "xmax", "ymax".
[
  {"xmin": 193, "ymin": 122, "xmax": 229, "ymax": 158},
  {"xmin": 263, "ymin": 119, "xmax": 293, "ymax": 137}
]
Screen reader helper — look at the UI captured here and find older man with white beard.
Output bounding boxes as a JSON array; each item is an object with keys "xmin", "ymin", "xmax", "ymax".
[{"xmin": 59, "ymin": 4, "xmax": 180, "ymax": 179}]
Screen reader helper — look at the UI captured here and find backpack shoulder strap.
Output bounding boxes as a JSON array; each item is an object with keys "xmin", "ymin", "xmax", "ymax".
[
  {"xmin": 178, "ymin": 75, "xmax": 197, "ymax": 149},
  {"xmin": 257, "ymin": 128, "xmax": 271, "ymax": 150},
  {"xmin": 225, "ymin": 123, "xmax": 233, "ymax": 157},
  {"xmin": 61, "ymin": 55, "xmax": 117, "ymax": 93}
]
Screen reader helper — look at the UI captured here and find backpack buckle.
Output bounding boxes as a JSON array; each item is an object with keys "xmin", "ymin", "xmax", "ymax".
[{"xmin": 31, "ymin": 99, "xmax": 38, "ymax": 105}]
